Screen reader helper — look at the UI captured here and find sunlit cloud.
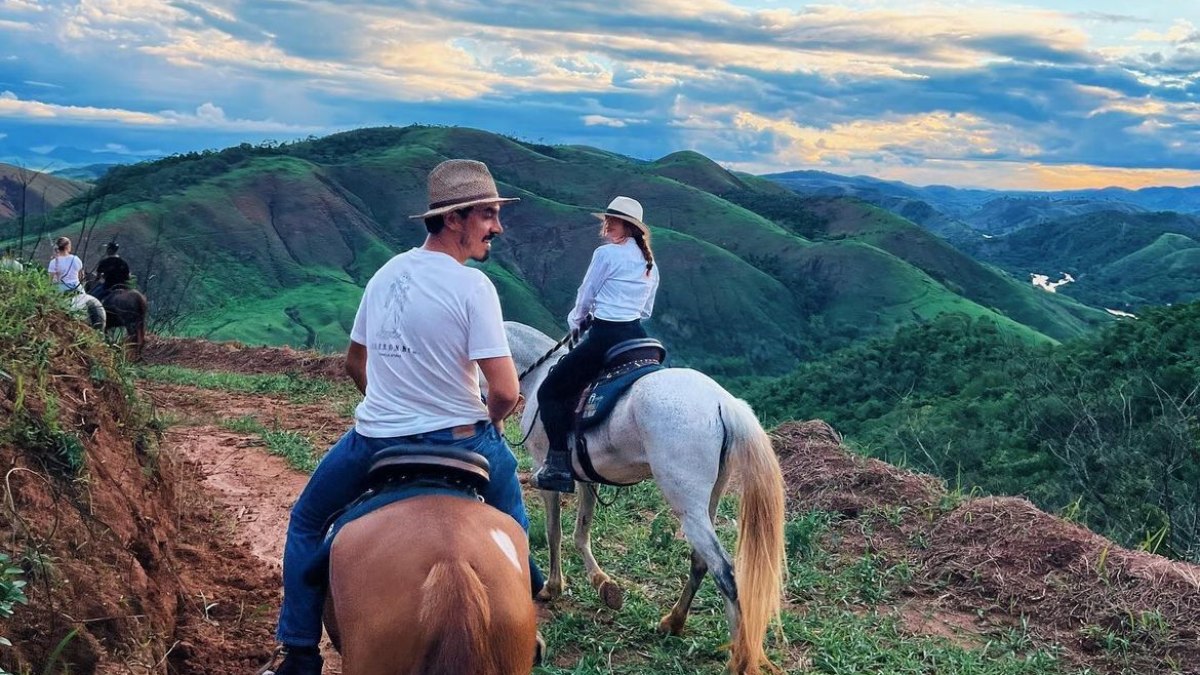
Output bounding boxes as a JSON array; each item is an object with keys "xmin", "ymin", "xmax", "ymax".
[
  {"xmin": 732, "ymin": 111, "xmax": 1042, "ymax": 166},
  {"xmin": 0, "ymin": 92, "xmax": 321, "ymax": 133},
  {"xmin": 0, "ymin": 0, "xmax": 1197, "ymax": 189},
  {"xmin": 582, "ymin": 115, "xmax": 630, "ymax": 127}
]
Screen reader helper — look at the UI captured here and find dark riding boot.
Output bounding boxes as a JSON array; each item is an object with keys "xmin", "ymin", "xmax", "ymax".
[
  {"xmin": 532, "ymin": 445, "xmax": 575, "ymax": 493},
  {"xmin": 258, "ymin": 645, "xmax": 322, "ymax": 675}
]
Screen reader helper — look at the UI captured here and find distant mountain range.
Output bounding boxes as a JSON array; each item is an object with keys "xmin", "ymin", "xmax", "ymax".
[
  {"xmin": 765, "ymin": 170, "xmax": 1200, "ymax": 312},
  {"xmin": 0, "ymin": 163, "xmax": 87, "ymax": 221},
  {"xmin": 2, "ymin": 127, "xmax": 1110, "ymax": 375},
  {"xmin": 767, "ymin": 170, "xmax": 1200, "ymax": 239}
]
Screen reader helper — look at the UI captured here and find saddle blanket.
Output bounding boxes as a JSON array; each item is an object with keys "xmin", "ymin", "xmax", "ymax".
[{"xmin": 304, "ymin": 479, "xmax": 480, "ymax": 585}]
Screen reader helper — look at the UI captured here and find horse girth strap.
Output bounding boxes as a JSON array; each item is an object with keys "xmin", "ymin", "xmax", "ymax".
[{"xmin": 572, "ymin": 433, "xmax": 638, "ymax": 487}]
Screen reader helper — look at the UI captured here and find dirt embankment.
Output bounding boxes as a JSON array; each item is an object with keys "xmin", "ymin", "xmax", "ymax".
[
  {"xmin": 776, "ymin": 420, "xmax": 1200, "ymax": 674},
  {"xmin": 0, "ymin": 341, "xmax": 278, "ymax": 673},
  {"xmin": 142, "ymin": 336, "xmax": 346, "ymax": 380}
]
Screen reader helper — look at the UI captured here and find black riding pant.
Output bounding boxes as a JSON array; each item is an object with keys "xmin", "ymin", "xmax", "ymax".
[{"xmin": 537, "ymin": 319, "xmax": 647, "ymax": 453}]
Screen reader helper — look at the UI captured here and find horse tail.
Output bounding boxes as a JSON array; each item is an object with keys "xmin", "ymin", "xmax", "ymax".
[
  {"xmin": 723, "ymin": 397, "xmax": 785, "ymax": 675},
  {"xmin": 84, "ymin": 296, "xmax": 106, "ymax": 330},
  {"xmin": 417, "ymin": 560, "xmax": 497, "ymax": 675}
]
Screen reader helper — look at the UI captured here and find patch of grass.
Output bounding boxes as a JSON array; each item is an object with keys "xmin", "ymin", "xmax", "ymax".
[
  {"xmin": 137, "ymin": 364, "xmax": 357, "ymax": 405},
  {"xmin": 218, "ymin": 415, "xmax": 319, "ymax": 472},
  {"xmin": 510, "ymin": 432, "xmax": 1081, "ymax": 674}
]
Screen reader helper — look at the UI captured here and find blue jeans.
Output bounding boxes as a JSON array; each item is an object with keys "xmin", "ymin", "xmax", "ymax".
[{"xmin": 276, "ymin": 422, "xmax": 543, "ymax": 647}]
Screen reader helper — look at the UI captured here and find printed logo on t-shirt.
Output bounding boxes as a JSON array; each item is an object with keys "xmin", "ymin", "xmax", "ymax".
[{"xmin": 375, "ymin": 273, "xmax": 417, "ymax": 357}]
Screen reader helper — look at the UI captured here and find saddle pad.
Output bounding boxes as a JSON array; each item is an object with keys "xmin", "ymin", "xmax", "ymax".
[
  {"xmin": 303, "ymin": 478, "xmax": 480, "ymax": 585},
  {"xmin": 577, "ymin": 362, "xmax": 664, "ymax": 431}
]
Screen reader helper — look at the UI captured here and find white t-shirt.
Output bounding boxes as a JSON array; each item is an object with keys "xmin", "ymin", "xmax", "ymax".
[
  {"xmin": 47, "ymin": 254, "xmax": 83, "ymax": 293},
  {"xmin": 350, "ymin": 248, "xmax": 511, "ymax": 437},
  {"xmin": 567, "ymin": 239, "xmax": 660, "ymax": 331}
]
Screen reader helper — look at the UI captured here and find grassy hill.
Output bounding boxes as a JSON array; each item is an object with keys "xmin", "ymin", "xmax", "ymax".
[
  {"xmin": 0, "ymin": 163, "xmax": 87, "ymax": 222},
  {"xmin": 966, "ymin": 211, "xmax": 1200, "ymax": 310},
  {"xmin": 17, "ymin": 127, "xmax": 1108, "ymax": 374}
]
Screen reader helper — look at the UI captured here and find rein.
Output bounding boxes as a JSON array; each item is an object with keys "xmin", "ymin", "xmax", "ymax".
[
  {"xmin": 513, "ymin": 329, "xmax": 578, "ymax": 447},
  {"xmin": 517, "ymin": 331, "xmax": 576, "ymax": 382}
]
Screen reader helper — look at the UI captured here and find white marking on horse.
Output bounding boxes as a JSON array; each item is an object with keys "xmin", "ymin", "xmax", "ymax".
[{"xmin": 491, "ymin": 529, "xmax": 521, "ymax": 572}]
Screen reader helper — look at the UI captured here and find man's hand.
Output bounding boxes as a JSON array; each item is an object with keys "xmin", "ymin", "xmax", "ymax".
[{"xmin": 477, "ymin": 355, "xmax": 519, "ymax": 426}]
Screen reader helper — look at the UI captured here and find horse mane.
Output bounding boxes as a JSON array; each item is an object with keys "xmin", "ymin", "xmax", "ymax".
[
  {"xmin": 416, "ymin": 560, "xmax": 499, "ymax": 675},
  {"xmin": 504, "ymin": 321, "xmax": 558, "ymax": 371}
]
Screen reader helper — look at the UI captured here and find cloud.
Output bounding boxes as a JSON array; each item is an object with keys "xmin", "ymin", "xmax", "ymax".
[
  {"xmin": 96, "ymin": 142, "xmax": 162, "ymax": 157},
  {"xmin": 0, "ymin": 92, "xmax": 322, "ymax": 133},
  {"xmin": 1131, "ymin": 20, "xmax": 1197, "ymax": 44},
  {"xmin": 583, "ymin": 114, "xmax": 639, "ymax": 127},
  {"xmin": 732, "ymin": 111, "xmax": 1041, "ymax": 166},
  {"xmin": 1, "ymin": 0, "xmax": 1199, "ymax": 188}
]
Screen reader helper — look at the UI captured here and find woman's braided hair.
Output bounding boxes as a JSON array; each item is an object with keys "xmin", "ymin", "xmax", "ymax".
[{"xmin": 631, "ymin": 228, "xmax": 654, "ymax": 276}]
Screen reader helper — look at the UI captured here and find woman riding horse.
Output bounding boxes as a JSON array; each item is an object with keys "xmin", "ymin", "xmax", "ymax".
[{"xmin": 532, "ymin": 196, "xmax": 660, "ymax": 493}]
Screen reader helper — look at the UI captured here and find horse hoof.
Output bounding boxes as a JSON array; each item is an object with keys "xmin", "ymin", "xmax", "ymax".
[
  {"xmin": 598, "ymin": 580, "xmax": 624, "ymax": 610},
  {"xmin": 537, "ymin": 584, "xmax": 562, "ymax": 602},
  {"xmin": 657, "ymin": 613, "xmax": 685, "ymax": 636},
  {"xmin": 534, "ymin": 632, "xmax": 546, "ymax": 666}
]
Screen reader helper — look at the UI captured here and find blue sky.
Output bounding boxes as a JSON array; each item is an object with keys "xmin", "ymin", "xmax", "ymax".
[{"xmin": 1, "ymin": 0, "xmax": 1198, "ymax": 189}]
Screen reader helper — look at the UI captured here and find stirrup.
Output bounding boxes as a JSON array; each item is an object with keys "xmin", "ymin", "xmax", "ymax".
[
  {"xmin": 532, "ymin": 466, "xmax": 575, "ymax": 493},
  {"xmin": 255, "ymin": 646, "xmax": 283, "ymax": 675}
]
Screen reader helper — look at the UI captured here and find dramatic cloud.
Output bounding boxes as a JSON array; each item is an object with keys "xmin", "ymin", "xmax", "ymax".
[
  {"xmin": 0, "ymin": 0, "xmax": 1198, "ymax": 188},
  {"xmin": 0, "ymin": 92, "xmax": 320, "ymax": 133}
]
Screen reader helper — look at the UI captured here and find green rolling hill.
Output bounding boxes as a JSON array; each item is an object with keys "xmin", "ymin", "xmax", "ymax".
[
  {"xmin": 15, "ymin": 126, "xmax": 1111, "ymax": 374},
  {"xmin": 966, "ymin": 210, "xmax": 1200, "ymax": 310}
]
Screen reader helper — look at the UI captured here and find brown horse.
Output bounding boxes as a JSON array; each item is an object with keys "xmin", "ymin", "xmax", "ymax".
[
  {"xmin": 100, "ymin": 288, "xmax": 147, "ymax": 360},
  {"xmin": 326, "ymin": 494, "xmax": 538, "ymax": 675}
]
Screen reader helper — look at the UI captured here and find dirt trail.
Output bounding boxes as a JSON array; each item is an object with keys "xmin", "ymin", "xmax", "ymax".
[{"xmin": 145, "ymin": 382, "xmax": 347, "ymax": 673}]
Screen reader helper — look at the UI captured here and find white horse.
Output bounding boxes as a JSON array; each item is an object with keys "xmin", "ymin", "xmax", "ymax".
[
  {"xmin": 69, "ymin": 293, "xmax": 106, "ymax": 330},
  {"xmin": 505, "ymin": 321, "xmax": 786, "ymax": 675}
]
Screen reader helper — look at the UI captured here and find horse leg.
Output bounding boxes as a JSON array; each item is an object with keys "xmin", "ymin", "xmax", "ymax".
[
  {"xmin": 133, "ymin": 320, "xmax": 145, "ymax": 361},
  {"xmin": 659, "ymin": 468, "xmax": 732, "ymax": 635},
  {"xmin": 575, "ymin": 486, "xmax": 622, "ymax": 609},
  {"xmin": 537, "ymin": 490, "xmax": 566, "ymax": 601},
  {"xmin": 679, "ymin": 511, "xmax": 740, "ymax": 637}
]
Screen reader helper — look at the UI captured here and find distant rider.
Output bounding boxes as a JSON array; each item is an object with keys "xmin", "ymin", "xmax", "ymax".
[
  {"xmin": 47, "ymin": 236, "xmax": 83, "ymax": 293},
  {"xmin": 91, "ymin": 242, "xmax": 131, "ymax": 302}
]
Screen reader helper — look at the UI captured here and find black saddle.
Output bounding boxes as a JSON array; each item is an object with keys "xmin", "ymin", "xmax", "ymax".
[
  {"xmin": 366, "ymin": 444, "xmax": 491, "ymax": 493},
  {"xmin": 604, "ymin": 338, "xmax": 667, "ymax": 368},
  {"xmin": 304, "ymin": 444, "xmax": 491, "ymax": 588},
  {"xmin": 565, "ymin": 338, "xmax": 667, "ymax": 487}
]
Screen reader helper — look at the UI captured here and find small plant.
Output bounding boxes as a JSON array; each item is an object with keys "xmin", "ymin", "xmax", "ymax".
[
  {"xmin": 1060, "ymin": 496, "xmax": 1084, "ymax": 523},
  {"xmin": 785, "ymin": 511, "xmax": 832, "ymax": 560},
  {"xmin": 1137, "ymin": 524, "xmax": 1170, "ymax": 556},
  {"xmin": 0, "ymin": 553, "xmax": 29, "ymax": 666},
  {"xmin": 1080, "ymin": 624, "xmax": 1131, "ymax": 655}
]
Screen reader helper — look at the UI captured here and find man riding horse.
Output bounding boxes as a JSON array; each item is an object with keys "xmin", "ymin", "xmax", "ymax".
[
  {"xmin": 90, "ymin": 241, "xmax": 131, "ymax": 303},
  {"xmin": 262, "ymin": 159, "xmax": 545, "ymax": 675}
]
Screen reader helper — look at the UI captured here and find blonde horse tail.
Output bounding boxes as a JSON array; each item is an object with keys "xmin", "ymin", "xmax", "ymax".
[
  {"xmin": 417, "ymin": 560, "xmax": 496, "ymax": 675},
  {"xmin": 724, "ymin": 398, "xmax": 785, "ymax": 675}
]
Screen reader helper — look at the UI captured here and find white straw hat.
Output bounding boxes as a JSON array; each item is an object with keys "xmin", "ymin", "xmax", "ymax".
[{"xmin": 592, "ymin": 196, "xmax": 649, "ymax": 236}]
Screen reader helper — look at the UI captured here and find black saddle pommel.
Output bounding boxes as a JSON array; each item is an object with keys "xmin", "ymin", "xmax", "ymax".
[
  {"xmin": 603, "ymin": 338, "xmax": 666, "ymax": 367},
  {"xmin": 368, "ymin": 444, "xmax": 491, "ymax": 492}
]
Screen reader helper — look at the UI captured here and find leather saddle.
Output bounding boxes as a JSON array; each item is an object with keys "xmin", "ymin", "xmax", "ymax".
[
  {"xmin": 304, "ymin": 445, "xmax": 491, "ymax": 586},
  {"xmin": 568, "ymin": 338, "xmax": 667, "ymax": 486}
]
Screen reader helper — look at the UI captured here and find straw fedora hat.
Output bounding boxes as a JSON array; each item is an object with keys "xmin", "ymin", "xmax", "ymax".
[
  {"xmin": 593, "ymin": 196, "xmax": 649, "ymax": 236},
  {"xmin": 409, "ymin": 159, "xmax": 519, "ymax": 219}
]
